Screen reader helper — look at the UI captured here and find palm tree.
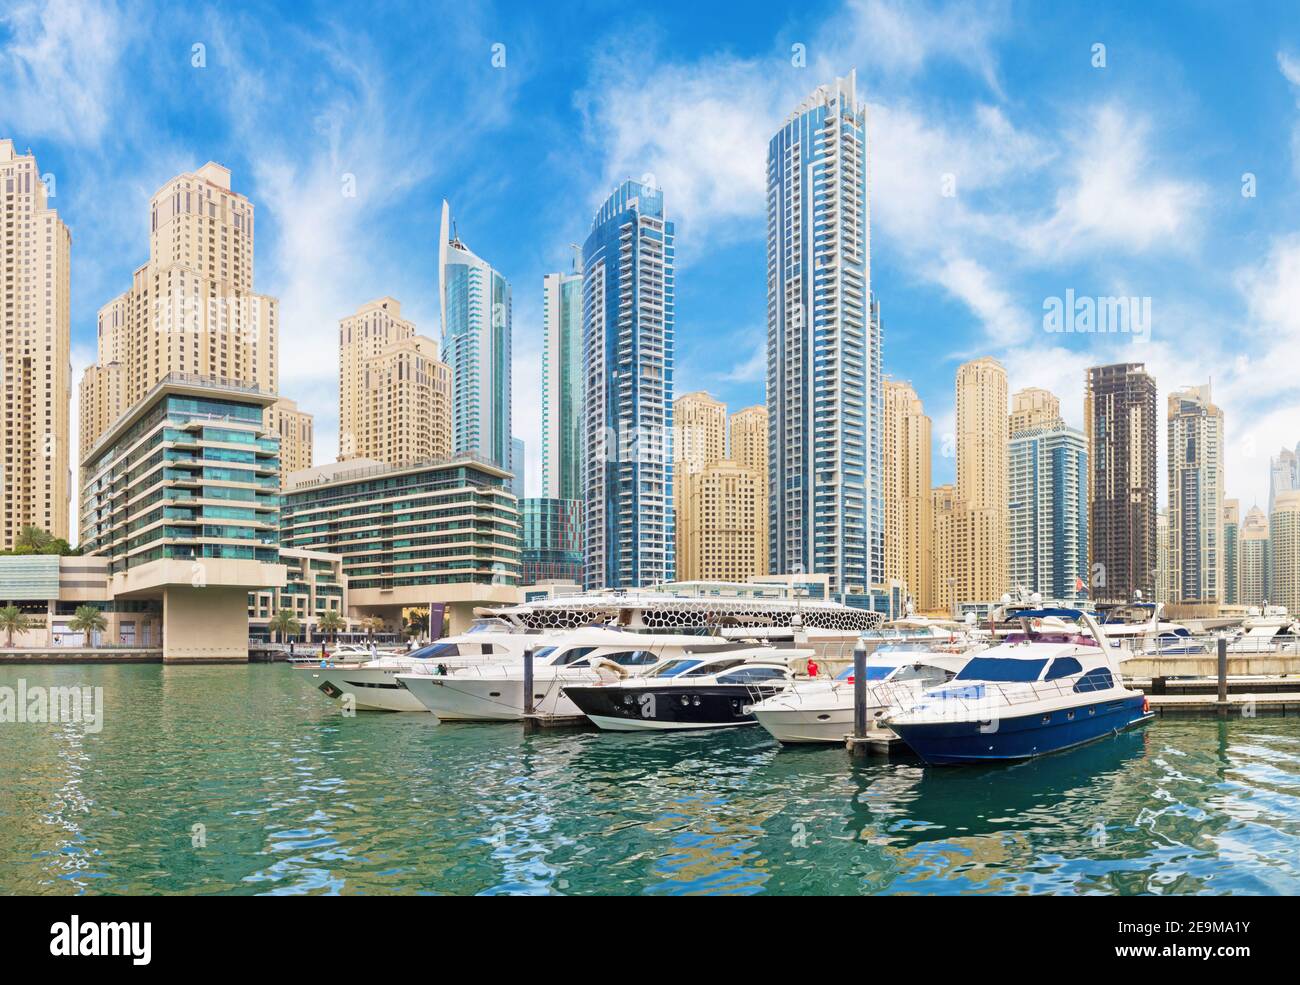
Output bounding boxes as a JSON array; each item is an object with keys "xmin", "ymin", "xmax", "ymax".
[
  {"xmin": 316, "ymin": 609, "xmax": 345, "ymax": 642},
  {"xmin": 68, "ymin": 605, "xmax": 108, "ymax": 647},
  {"xmin": 268, "ymin": 610, "xmax": 301, "ymax": 644},
  {"xmin": 360, "ymin": 615, "xmax": 384, "ymax": 637},
  {"xmin": 14, "ymin": 526, "xmax": 52, "ymax": 552},
  {"xmin": 0, "ymin": 605, "xmax": 31, "ymax": 647}
]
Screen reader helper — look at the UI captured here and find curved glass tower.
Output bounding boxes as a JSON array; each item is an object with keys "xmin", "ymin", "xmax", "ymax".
[{"xmin": 581, "ymin": 179, "xmax": 675, "ymax": 590}]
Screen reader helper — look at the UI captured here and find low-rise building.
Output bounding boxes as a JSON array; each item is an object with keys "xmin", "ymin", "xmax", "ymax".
[
  {"xmin": 0, "ymin": 554, "xmax": 162, "ymax": 648},
  {"xmin": 248, "ymin": 548, "xmax": 347, "ymax": 641},
  {"xmin": 280, "ymin": 455, "xmax": 521, "ymax": 634}
]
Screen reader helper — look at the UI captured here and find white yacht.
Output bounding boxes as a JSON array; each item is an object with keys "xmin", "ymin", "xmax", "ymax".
[
  {"xmin": 299, "ymin": 619, "xmax": 542, "ymax": 712},
  {"xmin": 887, "ymin": 607, "xmax": 1153, "ymax": 764},
  {"xmin": 562, "ymin": 646, "xmax": 812, "ymax": 731},
  {"xmin": 750, "ymin": 638, "xmax": 986, "ymax": 745},
  {"xmin": 395, "ymin": 628, "xmax": 732, "ymax": 721},
  {"xmin": 1096, "ymin": 599, "xmax": 1210, "ymax": 656},
  {"xmin": 1229, "ymin": 604, "xmax": 1299, "ymax": 654}
]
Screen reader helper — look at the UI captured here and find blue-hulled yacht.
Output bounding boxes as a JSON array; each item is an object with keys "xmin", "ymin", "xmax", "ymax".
[{"xmin": 886, "ymin": 607, "xmax": 1152, "ymax": 765}]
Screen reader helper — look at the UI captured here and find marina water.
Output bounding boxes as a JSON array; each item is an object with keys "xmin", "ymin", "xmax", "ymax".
[{"xmin": 1, "ymin": 663, "xmax": 1298, "ymax": 895}]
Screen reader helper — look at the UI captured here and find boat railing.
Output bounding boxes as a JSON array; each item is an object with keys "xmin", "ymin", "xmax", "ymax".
[{"xmin": 918, "ymin": 675, "xmax": 1115, "ymax": 720}]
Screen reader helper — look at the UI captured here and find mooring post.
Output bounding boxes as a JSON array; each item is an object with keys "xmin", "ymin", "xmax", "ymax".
[
  {"xmin": 1216, "ymin": 635, "xmax": 1228, "ymax": 716},
  {"xmin": 523, "ymin": 647, "xmax": 536, "ymax": 716},
  {"xmin": 853, "ymin": 640, "xmax": 868, "ymax": 739}
]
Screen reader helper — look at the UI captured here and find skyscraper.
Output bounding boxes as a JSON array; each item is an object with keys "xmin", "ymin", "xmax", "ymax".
[
  {"xmin": 337, "ymin": 297, "xmax": 451, "ymax": 467},
  {"xmin": 439, "ymin": 200, "xmax": 511, "ymax": 467},
  {"xmin": 1167, "ymin": 384, "xmax": 1224, "ymax": 605},
  {"xmin": 581, "ymin": 179, "xmax": 675, "ymax": 589},
  {"xmin": 1240, "ymin": 505, "xmax": 1270, "ymax": 607},
  {"xmin": 730, "ymin": 405, "xmax": 770, "ymax": 577},
  {"xmin": 267, "ymin": 397, "xmax": 314, "ymax": 474},
  {"xmin": 1085, "ymin": 363, "xmax": 1158, "ymax": 602},
  {"xmin": 1271, "ymin": 490, "xmax": 1300, "ymax": 615},
  {"xmin": 767, "ymin": 70, "xmax": 881, "ymax": 599},
  {"xmin": 0, "ymin": 139, "xmax": 70, "ymax": 544},
  {"xmin": 953, "ymin": 357, "xmax": 1008, "ymax": 603},
  {"xmin": 80, "ymin": 162, "xmax": 279, "ymax": 453},
  {"xmin": 673, "ymin": 391, "xmax": 726, "ymax": 582},
  {"xmin": 510, "ymin": 436, "xmax": 525, "ymax": 498},
  {"xmin": 681, "ymin": 461, "xmax": 763, "ymax": 584},
  {"xmin": 541, "ymin": 264, "xmax": 583, "ymax": 501},
  {"xmin": 883, "ymin": 381, "xmax": 932, "ymax": 610},
  {"xmin": 1008, "ymin": 387, "xmax": 1062, "ymax": 436},
  {"xmin": 1007, "ymin": 415, "xmax": 1088, "ymax": 601},
  {"xmin": 1268, "ymin": 444, "xmax": 1299, "ymax": 516},
  {"xmin": 929, "ymin": 484, "xmax": 957, "ymax": 615},
  {"xmin": 1155, "ymin": 508, "xmax": 1171, "ymax": 605},
  {"xmin": 1223, "ymin": 498, "xmax": 1240, "ymax": 606}
]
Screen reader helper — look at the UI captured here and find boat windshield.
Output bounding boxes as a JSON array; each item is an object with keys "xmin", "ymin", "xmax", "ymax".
[
  {"xmin": 647, "ymin": 659, "xmax": 704, "ymax": 677},
  {"xmin": 835, "ymin": 665, "xmax": 893, "ymax": 681},
  {"xmin": 955, "ymin": 657, "xmax": 1048, "ymax": 682},
  {"xmin": 411, "ymin": 642, "xmax": 461, "ymax": 660}
]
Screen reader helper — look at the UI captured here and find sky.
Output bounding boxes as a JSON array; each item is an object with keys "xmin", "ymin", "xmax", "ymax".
[{"xmin": 3, "ymin": 0, "xmax": 1300, "ymax": 540}]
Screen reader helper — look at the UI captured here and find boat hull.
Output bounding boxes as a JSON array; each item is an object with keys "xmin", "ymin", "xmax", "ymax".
[
  {"xmin": 890, "ymin": 694, "xmax": 1152, "ymax": 764},
  {"xmin": 564, "ymin": 684, "xmax": 788, "ymax": 732},
  {"xmin": 752, "ymin": 704, "xmax": 855, "ymax": 743},
  {"xmin": 306, "ymin": 667, "xmax": 428, "ymax": 712},
  {"xmin": 398, "ymin": 674, "xmax": 582, "ymax": 721}
]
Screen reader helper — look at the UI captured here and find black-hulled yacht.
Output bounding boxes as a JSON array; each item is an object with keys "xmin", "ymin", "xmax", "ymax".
[{"xmin": 561, "ymin": 648, "xmax": 806, "ymax": 731}]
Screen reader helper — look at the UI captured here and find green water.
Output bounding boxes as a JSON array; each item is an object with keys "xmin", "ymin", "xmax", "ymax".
[{"xmin": 1, "ymin": 663, "xmax": 1299, "ymax": 895}]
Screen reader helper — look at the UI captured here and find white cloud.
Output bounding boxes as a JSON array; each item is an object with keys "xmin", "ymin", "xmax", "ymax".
[{"xmin": 0, "ymin": 0, "xmax": 126, "ymax": 144}]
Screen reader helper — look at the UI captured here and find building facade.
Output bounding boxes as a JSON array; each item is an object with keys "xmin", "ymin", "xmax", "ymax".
[
  {"xmin": 267, "ymin": 397, "xmax": 313, "ymax": 474},
  {"xmin": 1222, "ymin": 498, "xmax": 1240, "ymax": 606},
  {"xmin": 78, "ymin": 375, "xmax": 287, "ymax": 661},
  {"xmin": 883, "ymin": 381, "xmax": 931, "ymax": 610},
  {"xmin": 1155, "ymin": 508, "xmax": 1171, "ymax": 605},
  {"xmin": 0, "ymin": 554, "xmax": 162, "ymax": 648},
  {"xmin": 521, "ymin": 497, "xmax": 583, "ymax": 585},
  {"xmin": 581, "ymin": 178, "xmax": 675, "ymax": 590},
  {"xmin": 1007, "ymin": 421, "xmax": 1088, "ymax": 602},
  {"xmin": 0, "ymin": 139, "xmax": 71, "ymax": 545},
  {"xmin": 1085, "ymin": 363, "xmax": 1158, "ymax": 602},
  {"xmin": 730, "ymin": 405, "xmax": 769, "ymax": 577},
  {"xmin": 509, "ymin": 436, "xmax": 525, "ymax": 498},
  {"xmin": 541, "ymin": 267, "xmax": 584, "ymax": 501},
  {"xmin": 248, "ymin": 548, "xmax": 346, "ymax": 641},
  {"xmin": 929, "ymin": 484, "xmax": 956, "ymax": 615},
  {"xmin": 1240, "ymin": 504, "xmax": 1270, "ymax": 607},
  {"xmin": 280, "ymin": 456, "xmax": 520, "ymax": 634},
  {"xmin": 439, "ymin": 201, "xmax": 512, "ymax": 468},
  {"xmin": 1008, "ymin": 387, "xmax": 1061, "ymax": 436},
  {"xmin": 1268, "ymin": 444, "xmax": 1299, "ymax": 516},
  {"xmin": 338, "ymin": 297, "xmax": 451, "ymax": 466},
  {"xmin": 767, "ymin": 71, "xmax": 881, "ymax": 599},
  {"xmin": 1271, "ymin": 490, "xmax": 1300, "ymax": 615},
  {"xmin": 673, "ymin": 391, "xmax": 726, "ymax": 582},
  {"xmin": 952, "ymin": 357, "xmax": 1008, "ymax": 604},
  {"xmin": 1167, "ymin": 384, "xmax": 1224, "ymax": 604},
  {"xmin": 679, "ymin": 461, "xmax": 763, "ymax": 584},
  {"xmin": 80, "ymin": 163, "xmax": 279, "ymax": 455}
]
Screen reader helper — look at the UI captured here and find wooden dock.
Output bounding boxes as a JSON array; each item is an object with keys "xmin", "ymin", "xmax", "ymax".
[
  {"xmin": 521, "ymin": 713, "xmax": 592, "ymax": 734},
  {"xmin": 1145, "ymin": 692, "xmax": 1300, "ymax": 717}
]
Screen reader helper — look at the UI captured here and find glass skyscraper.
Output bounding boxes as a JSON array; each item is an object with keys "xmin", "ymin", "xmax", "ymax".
[
  {"xmin": 542, "ymin": 264, "xmax": 584, "ymax": 502},
  {"xmin": 1007, "ymin": 424, "xmax": 1089, "ymax": 601},
  {"xmin": 521, "ymin": 497, "xmax": 583, "ymax": 584},
  {"xmin": 766, "ymin": 70, "xmax": 882, "ymax": 599},
  {"xmin": 439, "ymin": 200, "xmax": 512, "ymax": 468},
  {"xmin": 581, "ymin": 179, "xmax": 675, "ymax": 589}
]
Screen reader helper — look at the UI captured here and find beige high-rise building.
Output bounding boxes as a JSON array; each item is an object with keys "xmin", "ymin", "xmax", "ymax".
[
  {"xmin": 673, "ymin": 391, "xmax": 727, "ymax": 581},
  {"xmin": 682, "ymin": 460, "xmax": 763, "ymax": 583},
  {"xmin": 883, "ymin": 381, "xmax": 932, "ymax": 610},
  {"xmin": 729, "ymin": 405, "xmax": 769, "ymax": 576},
  {"xmin": 1271, "ymin": 491, "xmax": 1300, "ymax": 615},
  {"xmin": 1, "ymin": 139, "xmax": 71, "ymax": 544},
  {"xmin": 267, "ymin": 397, "xmax": 313, "ymax": 474},
  {"xmin": 1240, "ymin": 505, "xmax": 1270, "ymax": 607},
  {"xmin": 1008, "ymin": 387, "xmax": 1061, "ymax": 436},
  {"xmin": 80, "ymin": 163, "xmax": 279, "ymax": 456},
  {"xmin": 929, "ymin": 484, "xmax": 957, "ymax": 615},
  {"xmin": 337, "ymin": 298, "xmax": 452, "ymax": 466},
  {"xmin": 953, "ymin": 357, "xmax": 1008, "ymax": 604}
]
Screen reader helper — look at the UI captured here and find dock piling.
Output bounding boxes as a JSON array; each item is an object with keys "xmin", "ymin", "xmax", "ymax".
[
  {"xmin": 1217, "ymin": 636, "xmax": 1228, "ymax": 718},
  {"xmin": 852, "ymin": 640, "xmax": 867, "ymax": 739},
  {"xmin": 523, "ymin": 647, "xmax": 535, "ymax": 716}
]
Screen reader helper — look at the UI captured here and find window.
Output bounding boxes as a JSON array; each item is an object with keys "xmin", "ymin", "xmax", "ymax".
[
  {"xmin": 717, "ymin": 667, "xmax": 789, "ymax": 683},
  {"xmin": 955, "ymin": 657, "xmax": 1048, "ymax": 682},
  {"xmin": 1073, "ymin": 668, "xmax": 1114, "ymax": 693},
  {"xmin": 1044, "ymin": 657, "xmax": 1083, "ymax": 680},
  {"xmin": 551, "ymin": 646, "xmax": 597, "ymax": 666}
]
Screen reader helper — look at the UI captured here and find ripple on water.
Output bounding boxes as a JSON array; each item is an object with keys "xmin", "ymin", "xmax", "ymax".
[{"xmin": 1, "ymin": 666, "xmax": 1299, "ymax": 894}]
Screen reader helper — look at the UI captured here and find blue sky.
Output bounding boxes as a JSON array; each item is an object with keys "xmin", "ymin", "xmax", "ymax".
[{"xmin": 4, "ymin": 0, "xmax": 1300, "ymax": 528}]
